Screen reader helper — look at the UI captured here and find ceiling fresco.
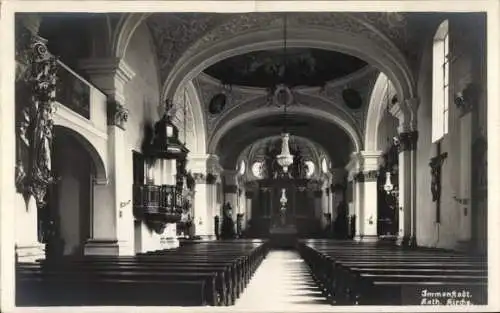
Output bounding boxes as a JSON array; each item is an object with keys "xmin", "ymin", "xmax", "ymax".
[{"xmin": 203, "ymin": 48, "xmax": 368, "ymax": 88}]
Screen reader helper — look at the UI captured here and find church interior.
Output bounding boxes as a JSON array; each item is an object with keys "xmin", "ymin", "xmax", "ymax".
[{"xmin": 4, "ymin": 10, "xmax": 490, "ymax": 309}]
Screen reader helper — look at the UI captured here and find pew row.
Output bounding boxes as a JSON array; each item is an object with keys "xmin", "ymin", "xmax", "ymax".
[
  {"xmin": 297, "ymin": 239, "xmax": 487, "ymax": 305},
  {"xmin": 17, "ymin": 240, "xmax": 269, "ymax": 307}
]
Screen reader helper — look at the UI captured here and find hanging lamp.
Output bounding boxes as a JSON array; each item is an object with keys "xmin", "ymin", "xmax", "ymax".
[{"xmin": 276, "ymin": 13, "xmax": 294, "ymax": 174}]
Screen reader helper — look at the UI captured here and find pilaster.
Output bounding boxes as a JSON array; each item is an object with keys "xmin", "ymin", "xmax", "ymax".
[
  {"xmin": 351, "ymin": 151, "xmax": 382, "ymax": 242},
  {"xmin": 78, "ymin": 58, "xmax": 135, "ymax": 105},
  {"xmin": 396, "ymin": 128, "xmax": 418, "ymax": 248},
  {"xmin": 79, "ymin": 58, "xmax": 136, "ymax": 255}
]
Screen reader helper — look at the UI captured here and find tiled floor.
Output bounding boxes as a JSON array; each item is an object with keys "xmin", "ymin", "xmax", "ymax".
[{"xmin": 234, "ymin": 250, "xmax": 332, "ymax": 311}]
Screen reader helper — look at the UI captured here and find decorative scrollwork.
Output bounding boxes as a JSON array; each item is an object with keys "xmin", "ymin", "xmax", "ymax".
[
  {"xmin": 206, "ymin": 173, "xmax": 217, "ymax": 185},
  {"xmin": 15, "ymin": 31, "xmax": 58, "ymax": 209},
  {"xmin": 398, "ymin": 131, "xmax": 418, "ymax": 152},
  {"xmin": 107, "ymin": 99, "xmax": 129, "ymax": 130},
  {"xmin": 191, "ymin": 172, "xmax": 206, "ymax": 185}
]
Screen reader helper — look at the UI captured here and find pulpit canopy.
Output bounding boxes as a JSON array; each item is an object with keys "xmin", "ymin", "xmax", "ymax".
[{"xmin": 147, "ymin": 113, "xmax": 189, "ymax": 160}]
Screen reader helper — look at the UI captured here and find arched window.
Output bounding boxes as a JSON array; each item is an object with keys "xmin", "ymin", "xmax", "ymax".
[{"xmin": 432, "ymin": 20, "xmax": 450, "ymax": 143}]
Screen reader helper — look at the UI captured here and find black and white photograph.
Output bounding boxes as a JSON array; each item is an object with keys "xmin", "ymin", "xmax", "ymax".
[{"xmin": 0, "ymin": 1, "xmax": 499, "ymax": 312}]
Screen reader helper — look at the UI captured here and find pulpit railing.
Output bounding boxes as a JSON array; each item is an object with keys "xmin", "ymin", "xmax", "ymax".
[{"xmin": 133, "ymin": 184, "xmax": 182, "ymax": 232}]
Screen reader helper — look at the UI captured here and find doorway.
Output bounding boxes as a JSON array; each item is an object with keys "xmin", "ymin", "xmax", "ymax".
[{"xmin": 43, "ymin": 126, "xmax": 97, "ymax": 258}]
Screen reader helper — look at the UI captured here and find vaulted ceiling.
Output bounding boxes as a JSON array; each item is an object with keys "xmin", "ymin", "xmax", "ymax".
[
  {"xmin": 204, "ymin": 48, "xmax": 368, "ymax": 88},
  {"xmin": 215, "ymin": 114, "xmax": 353, "ymax": 169}
]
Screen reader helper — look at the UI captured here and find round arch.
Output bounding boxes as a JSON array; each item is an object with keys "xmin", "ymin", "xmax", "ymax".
[
  {"xmin": 238, "ymin": 134, "xmax": 327, "ymax": 166},
  {"xmin": 164, "ymin": 26, "xmax": 416, "ymax": 106},
  {"xmin": 173, "ymin": 80, "xmax": 207, "ymax": 155},
  {"xmin": 208, "ymin": 105, "xmax": 362, "ymax": 155},
  {"xmin": 52, "ymin": 124, "xmax": 107, "ymax": 182},
  {"xmin": 112, "ymin": 13, "xmax": 151, "ymax": 58},
  {"xmin": 365, "ymin": 72, "xmax": 396, "ymax": 151}
]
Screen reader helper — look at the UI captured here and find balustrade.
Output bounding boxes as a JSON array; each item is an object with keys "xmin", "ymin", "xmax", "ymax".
[{"xmin": 133, "ymin": 184, "xmax": 183, "ymax": 227}]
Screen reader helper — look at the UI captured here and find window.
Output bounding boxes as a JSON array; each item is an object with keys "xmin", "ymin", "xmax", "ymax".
[{"xmin": 432, "ymin": 20, "xmax": 450, "ymax": 143}]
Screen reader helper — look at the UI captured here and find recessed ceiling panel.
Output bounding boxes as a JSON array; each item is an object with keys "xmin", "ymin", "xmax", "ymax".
[{"xmin": 204, "ymin": 48, "xmax": 367, "ymax": 88}]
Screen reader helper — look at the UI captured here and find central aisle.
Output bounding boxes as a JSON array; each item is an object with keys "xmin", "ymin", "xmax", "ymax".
[{"xmin": 234, "ymin": 250, "xmax": 331, "ymax": 310}]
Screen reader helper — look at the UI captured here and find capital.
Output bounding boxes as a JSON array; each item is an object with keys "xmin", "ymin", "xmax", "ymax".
[
  {"xmin": 359, "ymin": 151, "xmax": 383, "ymax": 172},
  {"xmin": 192, "ymin": 172, "xmax": 206, "ymax": 184},
  {"xmin": 92, "ymin": 177, "xmax": 109, "ymax": 185},
  {"xmin": 107, "ymin": 99, "xmax": 129, "ymax": 130},
  {"xmin": 206, "ymin": 173, "xmax": 217, "ymax": 185},
  {"xmin": 354, "ymin": 170, "xmax": 378, "ymax": 183},
  {"xmin": 78, "ymin": 57, "xmax": 135, "ymax": 105},
  {"xmin": 398, "ymin": 131, "xmax": 418, "ymax": 152},
  {"xmin": 224, "ymin": 185, "xmax": 238, "ymax": 194},
  {"xmin": 391, "ymin": 98, "xmax": 418, "ymax": 133}
]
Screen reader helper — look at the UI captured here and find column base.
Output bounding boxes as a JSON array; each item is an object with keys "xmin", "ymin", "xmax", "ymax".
[
  {"xmin": 198, "ymin": 235, "xmax": 216, "ymax": 241},
  {"xmin": 160, "ymin": 237, "xmax": 179, "ymax": 250},
  {"xmin": 353, "ymin": 234, "xmax": 362, "ymax": 242},
  {"xmin": 16, "ymin": 243, "xmax": 45, "ymax": 263},
  {"xmin": 396, "ymin": 236, "xmax": 417, "ymax": 249},
  {"xmin": 84, "ymin": 239, "xmax": 119, "ymax": 256},
  {"xmin": 360, "ymin": 235, "xmax": 379, "ymax": 243}
]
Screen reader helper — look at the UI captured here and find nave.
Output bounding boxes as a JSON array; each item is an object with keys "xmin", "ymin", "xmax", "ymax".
[
  {"xmin": 16, "ymin": 239, "xmax": 487, "ymax": 309},
  {"xmin": 6, "ymin": 10, "xmax": 491, "ymax": 311}
]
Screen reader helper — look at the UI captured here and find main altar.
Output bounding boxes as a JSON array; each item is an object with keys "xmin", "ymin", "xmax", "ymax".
[{"xmin": 246, "ymin": 138, "xmax": 322, "ymax": 248}]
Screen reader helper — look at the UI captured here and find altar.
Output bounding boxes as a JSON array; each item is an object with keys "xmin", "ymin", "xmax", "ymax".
[{"xmin": 244, "ymin": 136, "xmax": 323, "ymax": 244}]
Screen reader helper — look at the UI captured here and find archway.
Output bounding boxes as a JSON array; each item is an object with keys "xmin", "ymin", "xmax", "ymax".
[
  {"xmin": 43, "ymin": 126, "xmax": 107, "ymax": 258},
  {"xmin": 163, "ymin": 26, "xmax": 415, "ymax": 107},
  {"xmin": 209, "ymin": 107, "xmax": 362, "ymax": 159}
]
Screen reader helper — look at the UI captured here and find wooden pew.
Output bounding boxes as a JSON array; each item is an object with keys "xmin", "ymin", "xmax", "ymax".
[
  {"xmin": 297, "ymin": 240, "xmax": 487, "ymax": 305},
  {"xmin": 17, "ymin": 240, "xmax": 269, "ymax": 307}
]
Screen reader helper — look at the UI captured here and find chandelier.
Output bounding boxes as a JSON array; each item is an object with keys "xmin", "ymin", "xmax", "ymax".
[{"xmin": 276, "ymin": 13, "xmax": 294, "ymax": 173}]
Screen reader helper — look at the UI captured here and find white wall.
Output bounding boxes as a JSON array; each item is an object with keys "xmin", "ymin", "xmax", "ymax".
[
  {"xmin": 122, "ymin": 22, "xmax": 165, "ymax": 253},
  {"xmin": 415, "ymin": 16, "xmax": 487, "ymax": 250}
]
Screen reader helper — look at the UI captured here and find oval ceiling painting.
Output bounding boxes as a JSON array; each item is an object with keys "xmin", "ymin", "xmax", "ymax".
[
  {"xmin": 208, "ymin": 93, "xmax": 227, "ymax": 114},
  {"xmin": 342, "ymin": 88, "xmax": 363, "ymax": 110}
]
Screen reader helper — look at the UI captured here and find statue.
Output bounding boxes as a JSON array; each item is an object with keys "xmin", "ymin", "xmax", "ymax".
[
  {"xmin": 220, "ymin": 202, "xmax": 236, "ymax": 239},
  {"xmin": 15, "ymin": 33, "xmax": 58, "ymax": 209}
]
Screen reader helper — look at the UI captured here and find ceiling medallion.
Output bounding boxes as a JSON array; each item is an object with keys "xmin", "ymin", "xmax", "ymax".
[
  {"xmin": 270, "ymin": 84, "xmax": 294, "ymax": 107},
  {"xmin": 208, "ymin": 93, "xmax": 227, "ymax": 114},
  {"xmin": 342, "ymin": 88, "xmax": 363, "ymax": 110}
]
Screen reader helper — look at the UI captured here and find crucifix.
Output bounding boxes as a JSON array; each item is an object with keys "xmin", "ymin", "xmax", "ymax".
[{"xmin": 429, "ymin": 142, "xmax": 448, "ymax": 223}]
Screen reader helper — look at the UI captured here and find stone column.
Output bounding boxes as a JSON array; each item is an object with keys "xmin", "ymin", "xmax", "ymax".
[
  {"xmin": 79, "ymin": 58, "xmax": 135, "ymax": 255},
  {"xmin": 206, "ymin": 154, "xmax": 223, "ymax": 225},
  {"xmin": 245, "ymin": 191, "xmax": 254, "ymax": 227},
  {"xmin": 389, "ymin": 99, "xmax": 418, "ymax": 248},
  {"xmin": 330, "ymin": 168, "xmax": 346, "ymax": 221},
  {"xmin": 357, "ymin": 170, "xmax": 379, "ymax": 242},
  {"xmin": 192, "ymin": 173, "xmax": 209, "ymax": 238},
  {"xmin": 205, "ymin": 174, "xmax": 218, "ymax": 239},
  {"xmin": 348, "ymin": 151, "xmax": 382, "ymax": 242},
  {"xmin": 314, "ymin": 190, "xmax": 324, "ymax": 227},
  {"xmin": 223, "ymin": 185, "xmax": 239, "ymax": 216},
  {"xmin": 321, "ymin": 187, "xmax": 330, "ymax": 227},
  {"xmin": 238, "ymin": 187, "xmax": 247, "ymax": 230},
  {"xmin": 346, "ymin": 154, "xmax": 361, "ymax": 240},
  {"xmin": 222, "ymin": 170, "xmax": 239, "ymax": 214},
  {"xmin": 396, "ymin": 130, "xmax": 418, "ymax": 247},
  {"xmin": 360, "ymin": 152, "xmax": 382, "ymax": 242}
]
